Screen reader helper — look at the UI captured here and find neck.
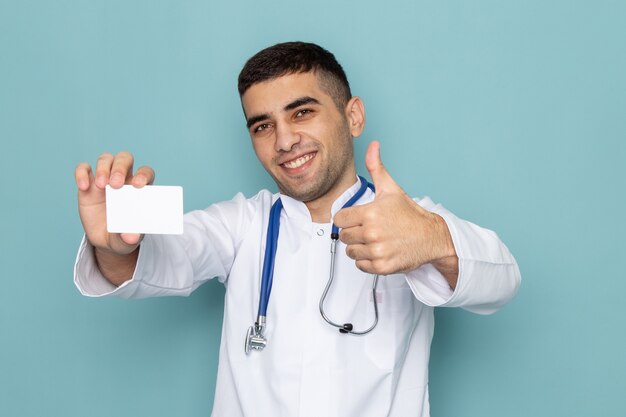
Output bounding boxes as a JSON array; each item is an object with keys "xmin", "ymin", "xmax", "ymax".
[{"xmin": 305, "ymin": 170, "xmax": 357, "ymax": 223}]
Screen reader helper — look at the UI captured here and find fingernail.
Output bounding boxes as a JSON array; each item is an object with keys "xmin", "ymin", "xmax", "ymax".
[
  {"xmin": 134, "ymin": 176, "xmax": 147, "ymax": 187},
  {"xmin": 96, "ymin": 175, "xmax": 106, "ymax": 188},
  {"xmin": 111, "ymin": 173, "xmax": 124, "ymax": 185}
]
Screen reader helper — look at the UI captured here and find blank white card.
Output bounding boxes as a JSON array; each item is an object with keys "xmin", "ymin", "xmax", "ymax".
[{"xmin": 105, "ymin": 185, "xmax": 183, "ymax": 235}]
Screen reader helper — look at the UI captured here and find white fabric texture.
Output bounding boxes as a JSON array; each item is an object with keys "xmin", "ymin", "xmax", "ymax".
[{"xmin": 74, "ymin": 180, "xmax": 520, "ymax": 417}]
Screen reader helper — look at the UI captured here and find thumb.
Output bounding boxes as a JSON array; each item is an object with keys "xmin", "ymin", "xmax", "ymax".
[
  {"xmin": 365, "ymin": 141, "xmax": 400, "ymax": 194},
  {"xmin": 120, "ymin": 233, "xmax": 142, "ymax": 246}
]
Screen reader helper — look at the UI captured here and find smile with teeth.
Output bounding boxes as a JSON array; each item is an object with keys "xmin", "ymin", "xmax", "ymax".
[{"xmin": 282, "ymin": 153, "xmax": 315, "ymax": 169}]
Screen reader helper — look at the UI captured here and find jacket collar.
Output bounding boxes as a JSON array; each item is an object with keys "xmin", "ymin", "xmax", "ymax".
[{"xmin": 277, "ymin": 176, "xmax": 374, "ymax": 223}]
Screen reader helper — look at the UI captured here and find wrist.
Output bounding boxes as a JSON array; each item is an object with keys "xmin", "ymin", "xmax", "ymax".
[
  {"xmin": 431, "ymin": 214, "xmax": 456, "ymax": 259},
  {"xmin": 94, "ymin": 246, "xmax": 139, "ymax": 287},
  {"xmin": 430, "ymin": 214, "xmax": 459, "ymax": 289}
]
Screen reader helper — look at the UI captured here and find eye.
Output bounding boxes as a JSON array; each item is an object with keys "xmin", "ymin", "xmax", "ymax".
[
  {"xmin": 295, "ymin": 109, "xmax": 313, "ymax": 118},
  {"xmin": 253, "ymin": 123, "xmax": 272, "ymax": 134}
]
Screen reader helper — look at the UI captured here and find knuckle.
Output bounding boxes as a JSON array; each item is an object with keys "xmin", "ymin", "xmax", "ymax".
[
  {"xmin": 363, "ymin": 209, "xmax": 377, "ymax": 223},
  {"xmin": 370, "ymin": 243, "xmax": 385, "ymax": 259},
  {"xmin": 371, "ymin": 259, "xmax": 388, "ymax": 275},
  {"xmin": 363, "ymin": 228, "xmax": 379, "ymax": 243}
]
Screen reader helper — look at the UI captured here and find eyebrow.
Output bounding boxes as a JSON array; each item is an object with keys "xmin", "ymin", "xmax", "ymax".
[
  {"xmin": 246, "ymin": 96, "xmax": 321, "ymax": 129},
  {"xmin": 284, "ymin": 96, "xmax": 320, "ymax": 111},
  {"xmin": 246, "ymin": 113, "xmax": 269, "ymax": 129}
]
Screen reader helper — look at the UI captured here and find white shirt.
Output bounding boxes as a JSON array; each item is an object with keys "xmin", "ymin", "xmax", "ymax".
[{"xmin": 74, "ymin": 179, "xmax": 521, "ymax": 417}]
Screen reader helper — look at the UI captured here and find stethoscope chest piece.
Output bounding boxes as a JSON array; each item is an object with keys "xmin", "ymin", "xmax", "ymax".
[{"xmin": 245, "ymin": 319, "xmax": 267, "ymax": 354}]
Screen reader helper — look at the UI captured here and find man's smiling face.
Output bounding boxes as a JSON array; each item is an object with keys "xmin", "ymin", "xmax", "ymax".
[{"xmin": 242, "ymin": 71, "xmax": 360, "ymax": 205}]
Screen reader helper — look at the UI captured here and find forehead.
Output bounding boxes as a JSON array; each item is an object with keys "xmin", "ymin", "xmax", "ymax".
[{"xmin": 241, "ymin": 72, "xmax": 333, "ymax": 116}]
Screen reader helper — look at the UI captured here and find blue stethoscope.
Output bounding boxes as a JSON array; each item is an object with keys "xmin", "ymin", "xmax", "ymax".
[{"xmin": 245, "ymin": 176, "xmax": 380, "ymax": 354}]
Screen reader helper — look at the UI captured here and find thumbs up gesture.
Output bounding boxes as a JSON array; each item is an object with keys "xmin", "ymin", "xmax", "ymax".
[{"xmin": 334, "ymin": 141, "xmax": 459, "ymax": 287}]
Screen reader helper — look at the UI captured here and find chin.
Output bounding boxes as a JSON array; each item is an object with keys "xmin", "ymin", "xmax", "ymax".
[{"xmin": 281, "ymin": 181, "xmax": 330, "ymax": 202}]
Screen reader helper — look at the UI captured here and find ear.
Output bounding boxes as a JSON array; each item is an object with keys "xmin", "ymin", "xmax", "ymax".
[{"xmin": 344, "ymin": 96, "xmax": 366, "ymax": 138}]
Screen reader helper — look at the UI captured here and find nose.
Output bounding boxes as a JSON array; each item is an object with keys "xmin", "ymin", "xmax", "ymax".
[{"xmin": 274, "ymin": 122, "xmax": 301, "ymax": 152}]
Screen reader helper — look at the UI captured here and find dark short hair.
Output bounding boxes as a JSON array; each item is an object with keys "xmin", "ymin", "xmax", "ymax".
[{"xmin": 238, "ymin": 42, "xmax": 352, "ymax": 109}]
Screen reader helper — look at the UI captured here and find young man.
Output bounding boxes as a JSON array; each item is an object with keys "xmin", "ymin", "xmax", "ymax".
[{"xmin": 74, "ymin": 42, "xmax": 520, "ymax": 417}]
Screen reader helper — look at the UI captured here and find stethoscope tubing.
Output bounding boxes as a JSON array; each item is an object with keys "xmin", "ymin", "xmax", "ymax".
[
  {"xmin": 247, "ymin": 176, "xmax": 379, "ymax": 354},
  {"xmin": 258, "ymin": 198, "xmax": 283, "ymax": 318},
  {"xmin": 319, "ymin": 238, "xmax": 379, "ymax": 335}
]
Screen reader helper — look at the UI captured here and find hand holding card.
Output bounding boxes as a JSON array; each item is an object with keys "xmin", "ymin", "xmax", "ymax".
[{"xmin": 75, "ymin": 151, "xmax": 163, "ymax": 284}]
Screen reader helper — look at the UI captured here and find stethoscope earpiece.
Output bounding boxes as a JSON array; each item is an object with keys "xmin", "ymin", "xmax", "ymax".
[{"xmin": 339, "ymin": 323, "xmax": 353, "ymax": 334}]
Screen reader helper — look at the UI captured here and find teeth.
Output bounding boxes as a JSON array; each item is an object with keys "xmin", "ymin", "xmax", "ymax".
[{"xmin": 283, "ymin": 153, "xmax": 313, "ymax": 169}]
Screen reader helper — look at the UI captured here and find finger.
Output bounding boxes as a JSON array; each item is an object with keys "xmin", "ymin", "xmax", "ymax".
[
  {"xmin": 120, "ymin": 233, "xmax": 143, "ymax": 246},
  {"xmin": 339, "ymin": 226, "xmax": 367, "ymax": 245},
  {"xmin": 365, "ymin": 141, "xmax": 400, "ymax": 195},
  {"xmin": 131, "ymin": 165, "xmax": 156, "ymax": 188},
  {"xmin": 355, "ymin": 259, "xmax": 375, "ymax": 274},
  {"xmin": 109, "ymin": 151, "xmax": 134, "ymax": 189},
  {"xmin": 355, "ymin": 259, "xmax": 394, "ymax": 276},
  {"xmin": 75, "ymin": 162, "xmax": 94, "ymax": 191},
  {"xmin": 340, "ymin": 225, "xmax": 384, "ymax": 245},
  {"xmin": 94, "ymin": 153, "xmax": 114, "ymax": 189},
  {"xmin": 345, "ymin": 243, "xmax": 373, "ymax": 261},
  {"xmin": 334, "ymin": 204, "xmax": 371, "ymax": 229}
]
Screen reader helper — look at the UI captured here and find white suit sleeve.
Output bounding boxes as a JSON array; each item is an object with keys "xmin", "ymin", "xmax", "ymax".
[
  {"xmin": 73, "ymin": 192, "xmax": 260, "ymax": 298},
  {"xmin": 405, "ymin": 197, "xmax": 521, "ymax": 314}
]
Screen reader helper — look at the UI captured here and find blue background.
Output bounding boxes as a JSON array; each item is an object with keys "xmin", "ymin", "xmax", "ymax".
[{"xmin": 1, "ymin": 1, "xmax": 624, "ymax": 416}]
